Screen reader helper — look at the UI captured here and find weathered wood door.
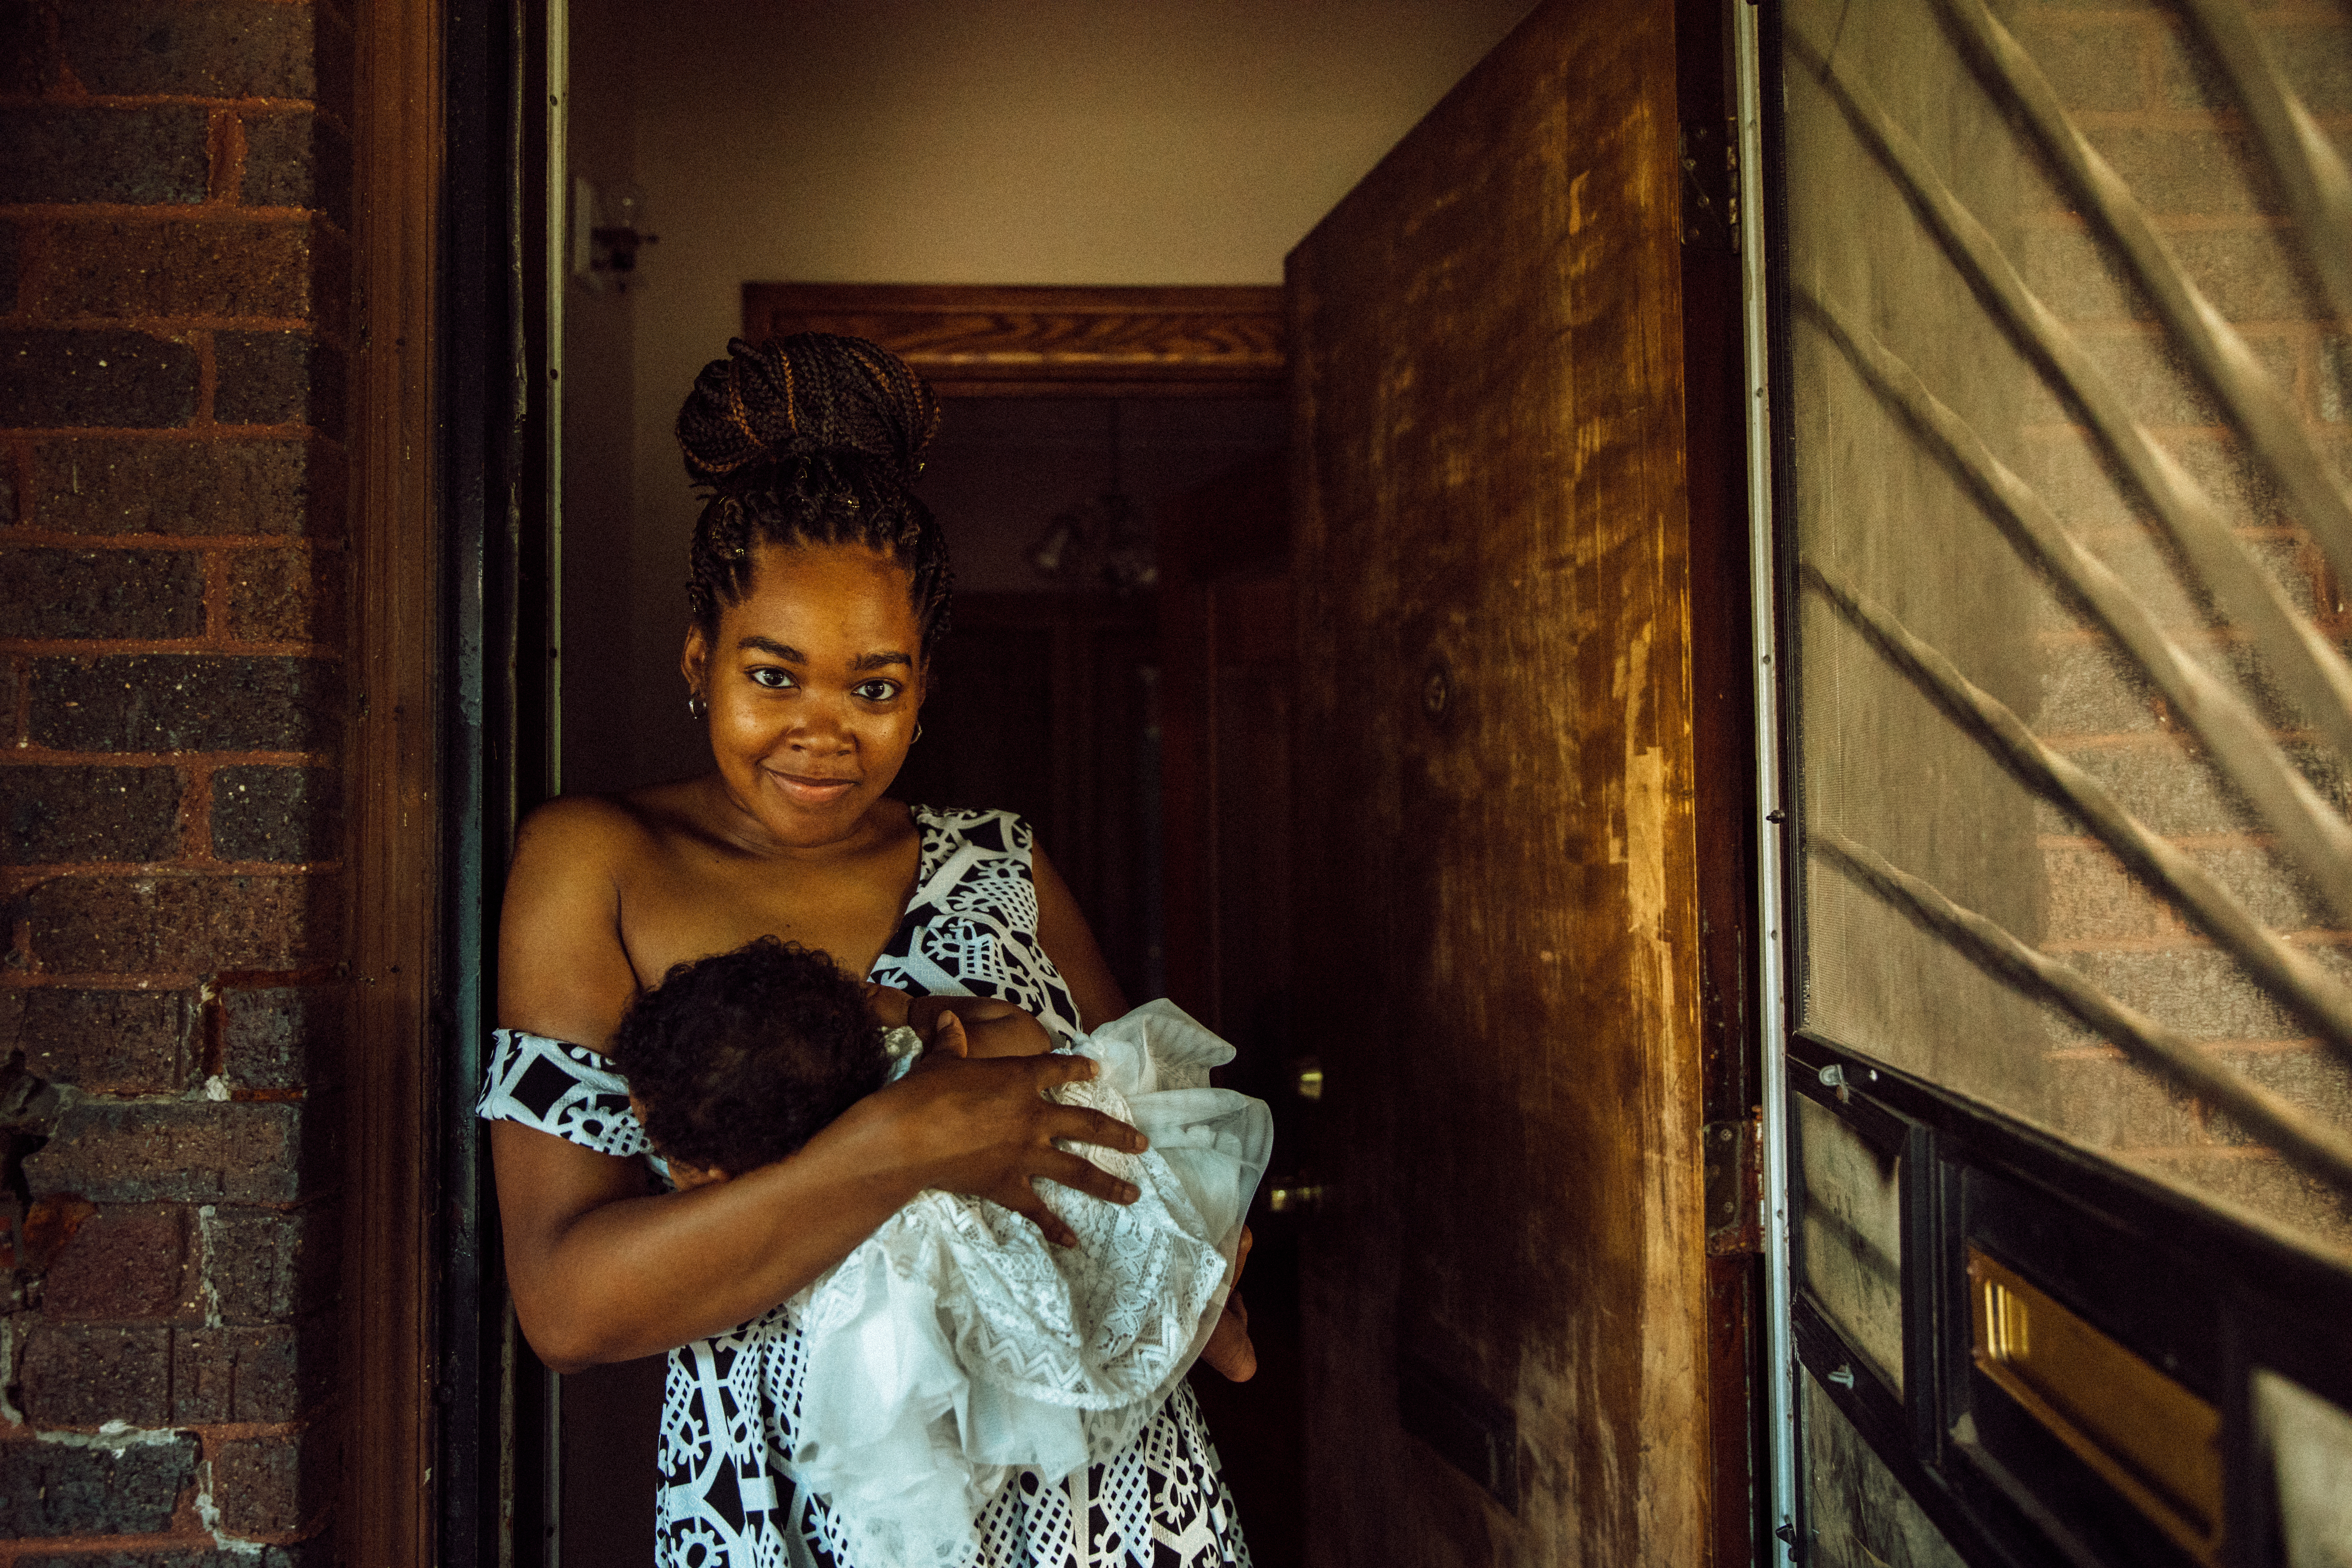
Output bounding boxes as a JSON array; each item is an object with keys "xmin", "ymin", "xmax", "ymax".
[{"xmin": 1288, "ymin": 1, "xmax": 1736, "ymax": 1562}]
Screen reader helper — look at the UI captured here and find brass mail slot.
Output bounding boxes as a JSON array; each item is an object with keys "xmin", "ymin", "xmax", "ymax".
[{"xmin": 1967, "ymin": 1247, "xmax": 2222, "ymax": 1563}]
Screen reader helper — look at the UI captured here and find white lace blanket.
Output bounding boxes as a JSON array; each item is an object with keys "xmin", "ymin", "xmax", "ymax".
[{"xmin": 787, "ymin": 999, "xmax": 1272, "ymax": 1568}]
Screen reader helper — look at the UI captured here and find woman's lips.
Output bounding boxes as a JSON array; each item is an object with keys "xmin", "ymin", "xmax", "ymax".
[{"xmin": 767, "ymin": 770, "xmax": 859, "ymax": 808}]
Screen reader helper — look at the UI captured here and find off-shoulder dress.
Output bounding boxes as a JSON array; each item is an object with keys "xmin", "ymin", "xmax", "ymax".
[{"xmin": 478, "ymin": 806, "xmax": 1254, "ymax": 1568}]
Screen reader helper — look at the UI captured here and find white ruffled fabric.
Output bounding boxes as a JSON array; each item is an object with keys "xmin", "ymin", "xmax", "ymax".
[{"xmin": 787, "ymin": 999, "xmax": 1272, "ymax": 1568}]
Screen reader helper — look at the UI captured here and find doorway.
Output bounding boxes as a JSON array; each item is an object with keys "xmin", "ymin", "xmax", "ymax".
[{"xmin": 506, "ymin": 5, "xmax": 1788, "ymax": 1567}]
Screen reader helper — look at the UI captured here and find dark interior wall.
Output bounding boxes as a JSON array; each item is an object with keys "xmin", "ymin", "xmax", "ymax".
[
  {"xmin": 555, "ymin": 0, "xmax": 639, "ymax": 798},
  {"xmin": 0, "ymin": 0, "xmax": 352, "ymax": 1560}
]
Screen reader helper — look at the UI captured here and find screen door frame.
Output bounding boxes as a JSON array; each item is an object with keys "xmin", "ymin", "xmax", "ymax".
[{"xmin": 1737, "ymin": 4, "xmax": 2352, "ymax": 1566}]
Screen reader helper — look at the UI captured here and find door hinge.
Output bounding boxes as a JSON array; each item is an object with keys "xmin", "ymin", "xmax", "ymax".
[
  {"xmin": 1704, "ymin": 1111, "xmax": 1764, "ymax": 1255},
  {"xmin": 1680, "ymin": 122, "xmax": 1738, "ymax": 253}
]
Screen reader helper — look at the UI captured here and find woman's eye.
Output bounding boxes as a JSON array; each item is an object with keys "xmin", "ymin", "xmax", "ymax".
[
  {"xmin": 748, "ymin": 667, "xmax": 797, "ymax": 690},
  {"xmin": 853, "ymin": 679, "xmax": 904, "ymax": 703}
]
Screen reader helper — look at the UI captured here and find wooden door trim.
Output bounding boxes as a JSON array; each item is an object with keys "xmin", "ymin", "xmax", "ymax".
[
  {"xmin": 349, "ymin": 0, "xmax": 445, "ymax": 1559},
  {"xmin": 741, "ymin": 282, "xmax": 1286, "ymax": 398}
]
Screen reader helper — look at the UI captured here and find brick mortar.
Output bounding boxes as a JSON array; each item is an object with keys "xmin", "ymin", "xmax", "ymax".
[
  {"xmin": 0, "ymin": 206, "xmax": 349, "ymax": 235},
  {"xmin": 1, "ymin": 751, "xmax": 334, "ymax": 767},
  {"xmin": 184, "ymin": 760, "xmax": 218, "ymax": 861},
  {"xmin": 10, "ymin": 316, "xmax": 323, "ymax": 335},
  {"xmin": 193, "ymin": 328, "xmax": 217, "ymax": 427},
  {"xmin": 0, "ymin": 429, "xmax": 343, "ymax": 446},
  {"xmin": 205, "ymin": 108, "xmax": 239, "ymax": 206},
  {"xmin": 0, "ymin": 640, "xmax": 343, "ymax": 657},
  {"xmin": 0, "ymin": 868, "xmax": 347, "ymax": 901},
  {"xmin": 3, "ymin": 864, "xmax": 344, "ymax": 887},
  {"xmin": 202, "ymin": 552, "xmax": 229, "ymax": 643},
  {"xmin": 0, "ymin": 424, "xmax": 341, "ymax": 448},
  {"xmin": 0, "ymin": 531, "xmax": 349, "ymax": 551}
]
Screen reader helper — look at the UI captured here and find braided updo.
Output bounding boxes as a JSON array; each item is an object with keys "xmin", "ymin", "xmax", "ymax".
[{"xmin": 676, "ymin": 334, "xmax": 951, "ymax": 658}]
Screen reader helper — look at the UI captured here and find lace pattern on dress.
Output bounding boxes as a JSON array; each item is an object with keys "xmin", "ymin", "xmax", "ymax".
[{"xmin": 476, "ymin": 805, "xmax": 1251, "ymax": 1568}]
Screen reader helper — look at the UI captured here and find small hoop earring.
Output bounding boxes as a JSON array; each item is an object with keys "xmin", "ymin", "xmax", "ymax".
[
  {"xmin": 913, "ymin": 720, "xmax": 924, "ymax": 742},
  {"xmin": 687, "ymin": 692, "xmax": 708, "ymax": 720}
]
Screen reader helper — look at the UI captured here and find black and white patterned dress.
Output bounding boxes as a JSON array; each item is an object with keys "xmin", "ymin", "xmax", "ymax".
[{"xmin": 478, "ymin": 806, "xmax": 1253, "ymax": 1568}]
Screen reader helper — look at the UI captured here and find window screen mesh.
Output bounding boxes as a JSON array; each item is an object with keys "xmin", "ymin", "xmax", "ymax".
[{"xmin": 1780, "ymin": 0, "xmax": 2352, "ymax": 1258}]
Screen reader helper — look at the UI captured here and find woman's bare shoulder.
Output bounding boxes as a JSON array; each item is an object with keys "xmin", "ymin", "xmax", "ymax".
[{"xmin": 512, "ymin": 782, "xmax": 706, "ymax": 869}]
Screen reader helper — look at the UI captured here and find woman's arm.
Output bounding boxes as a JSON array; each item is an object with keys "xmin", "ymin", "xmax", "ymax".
[
  {"xmin": 494, "ymin": 1052, "xmax": 1138, "ymax": 1368},
  {"xmin": 492, "ymin": 800, "xmax": 1146, "ymax": 1371},
  {"xmin": 1032, "ymin": 842, "xmax": 1129, "ymax": 1031}
]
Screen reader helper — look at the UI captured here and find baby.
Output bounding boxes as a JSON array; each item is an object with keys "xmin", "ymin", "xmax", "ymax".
[{"xmin": 610, "ymin": 936, "xmax": 1273, "ymax": 1568}]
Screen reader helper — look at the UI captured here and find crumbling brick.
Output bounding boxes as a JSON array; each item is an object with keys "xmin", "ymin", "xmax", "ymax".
[
  {"xmin": 212, "ymin": 1428, "xmax": 333, "ymax": 1538},
  {"xmin": 17, "ymin": 987, "xmax": 197, "ymax": 1094},
  {"xmin": 42, "ymin": 1203, "xmax": 202, "ymax": 1323},
  {"xmin": 204, "ymin": 1204, "xmax": 338, "ymax": 1322},
  {"xmin": 16, "ymin": 1324, "xmax": 171, "ymax": 1427},
  {"xmin": 25, "ymin": 1100, "xmax": 321, "ymax": 1206},
  {"xmin": 0, "ymin": 1433, "xmax": 198, "ymax": 1536},
  {"xmin": 173, "ymin": 1314, "xmax": 337, "ymax": 1423},
  {"xmin": 216, "ymin": 983, "xmax": 341, "ymax": 1089}
]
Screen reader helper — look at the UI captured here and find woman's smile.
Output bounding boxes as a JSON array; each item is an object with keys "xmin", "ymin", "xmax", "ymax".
[
  {"xmin": 763, "ymin": 768, "xmax": 862, "ymax": 809},
  {"xmin": 682, "ymin": 539, "xmax": 926, "ymax": 852}
]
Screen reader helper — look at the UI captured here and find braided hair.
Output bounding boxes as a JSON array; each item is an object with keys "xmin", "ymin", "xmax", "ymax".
[{"xmin": 676, "ymin": 334, "xmax": 951, "ymax": 658}]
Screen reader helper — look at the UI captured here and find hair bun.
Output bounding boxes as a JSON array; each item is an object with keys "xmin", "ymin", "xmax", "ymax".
[{"xmin": 677, "ymin": 333, "xmax": 940, "ymax": 489}]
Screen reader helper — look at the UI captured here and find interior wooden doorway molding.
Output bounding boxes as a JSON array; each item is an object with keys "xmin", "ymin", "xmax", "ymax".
[
  {"xmin": 733, "ymin": 279, "xmax": 1304, "ymax": 1560},
  {"xmin": 742, "ymin": 282, "xmax": 1285, "ymax": 398}
]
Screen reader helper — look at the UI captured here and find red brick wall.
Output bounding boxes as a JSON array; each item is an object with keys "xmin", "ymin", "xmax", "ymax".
[
  {"xmin": 2014, "ymin": 0, "xmax": 2352, "ymax": 1245},
  {"xmin": 0, "ymin": 1, "xmax": 351, "ymax": 1561}
]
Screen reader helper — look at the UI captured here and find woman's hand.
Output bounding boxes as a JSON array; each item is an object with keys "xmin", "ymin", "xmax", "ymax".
[
  {"xmin": 874, "ymin": 1034, "xmax": 1148, "ymax": 1248},
  {"xmin": 1201, "ymin": 1227, "xmax": 1256, "ymax": 1381}
]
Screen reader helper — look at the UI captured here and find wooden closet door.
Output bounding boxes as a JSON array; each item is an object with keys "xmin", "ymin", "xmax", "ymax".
[{"xmin": 1287, "ymin": 1, "xmax": 1729, "ymax": 1562}]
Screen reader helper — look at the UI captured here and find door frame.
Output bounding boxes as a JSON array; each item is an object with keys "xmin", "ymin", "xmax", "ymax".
[
  {"xmin": 741, "ymin": 282, "xmax": 1284, "ymax": 400},
  {"xmin": 1739, "ymin": 7, "xmax": 2352, "ymax": 1567}
]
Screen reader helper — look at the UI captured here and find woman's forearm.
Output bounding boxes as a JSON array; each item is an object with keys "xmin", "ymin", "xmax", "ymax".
[
  {"xmin": 497, "ymin": 1052, "xmax": 1148, "ymax": 1370},
  {"xmin": 498, "ymin": 1104, "xmax": 924, "ymax": 1370}
]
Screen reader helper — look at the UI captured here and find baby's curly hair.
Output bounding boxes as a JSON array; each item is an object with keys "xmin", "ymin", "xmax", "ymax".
[{"xmin": 611, "ymin": 937, "xmax": 889, "ymax": 1177}]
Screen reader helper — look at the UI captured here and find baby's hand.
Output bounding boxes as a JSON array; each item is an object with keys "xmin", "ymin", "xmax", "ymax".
[{"xmin": 1200, "ymin": 1227, "xmax": 1256, "ymax": 1382}]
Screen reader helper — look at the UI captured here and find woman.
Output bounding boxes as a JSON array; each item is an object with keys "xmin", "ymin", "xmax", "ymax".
[{"xmin": 482, "ymin": 333, "xmax": 1253, "ymax": 1567}]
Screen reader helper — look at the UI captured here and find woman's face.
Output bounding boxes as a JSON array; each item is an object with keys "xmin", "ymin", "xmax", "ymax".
[{"xmin": 682, "ymin": 540, "xmax": 925, "ymax": 850}]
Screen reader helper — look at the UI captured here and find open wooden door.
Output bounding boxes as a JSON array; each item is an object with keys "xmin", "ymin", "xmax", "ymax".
[{"xmin": 1288, "ymin": 0, "xmax": 1752, "ymax": 1562}]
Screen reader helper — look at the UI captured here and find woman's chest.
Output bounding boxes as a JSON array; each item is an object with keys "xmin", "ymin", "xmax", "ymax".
[{"xmin": 616, "ymin": 830, "xmax": 924, "ymax": 985}]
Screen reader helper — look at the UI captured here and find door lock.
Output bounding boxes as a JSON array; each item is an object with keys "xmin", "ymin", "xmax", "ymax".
[
  {"xmin": 1267, "ymin": 1182, "xmax": 1326, "ymax": 1216},
  {"xmin": 1290, "ymin": 1057, "xmax": 1324, "ymax": 1101}
]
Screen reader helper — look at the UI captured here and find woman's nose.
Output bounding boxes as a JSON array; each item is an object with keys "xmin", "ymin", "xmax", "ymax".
[{"xmin": 784, "ymin": 701, "xmax": 853, "ymax": 751}]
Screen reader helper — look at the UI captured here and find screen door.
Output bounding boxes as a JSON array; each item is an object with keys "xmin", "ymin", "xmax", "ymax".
[{"xmin": 1757, "ymin": 0, "xmax": 2352, "ymax": 1563}]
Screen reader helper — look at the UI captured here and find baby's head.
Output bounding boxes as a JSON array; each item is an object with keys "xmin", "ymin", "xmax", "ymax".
[{"xmin": 611, "ymin": 935, "xmax": 888, "ymax": 1185}]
